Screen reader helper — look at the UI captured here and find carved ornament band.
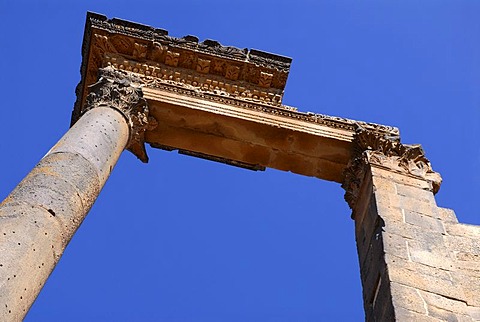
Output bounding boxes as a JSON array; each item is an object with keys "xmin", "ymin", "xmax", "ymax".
[{"xmin": 73, "ymin": 13, "xmax": 399, "ymax": 141}]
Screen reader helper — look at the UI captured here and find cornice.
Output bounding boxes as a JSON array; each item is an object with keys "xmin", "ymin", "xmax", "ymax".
[
  {"xmin": 73, "ymin": 12, "xmax": 292, "ymax": 124},
  {"xmin": 86, "ymin": 13, "xmax": 291, "ymax": 72},
  {"xmin": 73, "ymin": 13, "xmax": 399, "ymax": 143}
]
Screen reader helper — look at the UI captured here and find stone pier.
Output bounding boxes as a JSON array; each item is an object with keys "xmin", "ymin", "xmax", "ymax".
[
  {"xmin": 343, "ymin": 130, "xmax": 480, "ymax": 321},
  {"xmin": 0, "ymin": 12, "xmax": 479, "ymax": 321}
]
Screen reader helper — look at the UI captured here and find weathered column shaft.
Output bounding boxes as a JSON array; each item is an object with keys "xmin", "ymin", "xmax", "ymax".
[
  {"xmin": 0, "ymin": 107, "xmax": 128, "ymax": 319},
  {"xmin": 343, "ymin": 129, "xmax": 480, "ymax": 321},
  {"xmin": 0, "ymin": 67, "xmax": 153, "ymax": 320}
]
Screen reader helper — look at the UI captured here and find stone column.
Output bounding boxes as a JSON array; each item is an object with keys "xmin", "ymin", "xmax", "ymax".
[
  {"xmin": 343, "ymin": 129, "xmax": 480, "ymax": 321},
  {"xmin": 0, "ymin": 67, "xmax": 155, "ymax": 320}
]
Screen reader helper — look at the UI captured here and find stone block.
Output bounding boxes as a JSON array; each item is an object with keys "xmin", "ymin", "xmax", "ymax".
[
  {"xmin": 375, "ymin": 203, "xmax": 404, "ymax": 225},
  {"xmin": 383, "ymin": 232, "xmax": 410, "ymax": 260},
  {"xmin": 394, "ymin": 307, "xmax": 439, "ymax": 322},
  {"xmin": 437, "ymin": 207, "xmax": 458, "ymax": 223},
  {"xmin": 374, "ymin": 193, "xmax": 402, "ymax": 216},
  {"xmin": 353, "ymin": 195, "xmax": 371, "ymax": 228},
  {"xmin": 371, "ymin": 167, "xmax": 433, "ymax": 191},
  {"xmin": 372, "ymin": 175, "xmax": 398, "ymax": 194},
  {"xmin": 466, "ymin": 306, "xmax": 480, "ymax": 321},
  {"xmin": 444, "ymin": 234, "xmax": 480, "ymax": 256},
  {"xmin": 382, "ymin": 218, "xmax": 443, "ymax": 243},
  {"xmin": 446, "ymin": 223, "xmax": 480, "ymax": 239},
  {"xmin": 456, "ymin": 252, "xmax": 480, "ymax": 261},
  {"xmin": 398, "ymin": 194, "xmax": 438, "ymax": 217},
  {"xmin": 455, "ymin": 263, "xmax": 480, "ymax": 278},
  {"xmin": 419, "ymin": 290, "xmax": 469, "ymax": 316},
  {"xmin": 385, "ymin": 254, "xmax": 465, "ymax": 301},
  {"xmin": 427, "ymin": 305, "xmax": 473, "ymax": 322},
  {"xmin": 453, "ymin": 255, "xmax": 480, "ymax": 278},
  {"xmin": 396, "ymin": 184, "xmax": 436, "ymax": 205},
  {"xmin": 450, "ymin": 271, "xmax": 480, "ymax": 307},
  {"xmin": 408, "ymin": 245, "xmax": 455, "ymax": 271},
  {"xmin": 407, "ymin": 235, "xmax": 456, "ymax": 271},
  {"xmin": 404, "ymin": 210, "xmax": 445, "ymax": 234},
  {"xmin": 390, "ymin": 281, "xmax": 427, "ymax": 314},
  {"xmin": 374, "ymin": 187, "xmax": 400, "ymax": 205}
]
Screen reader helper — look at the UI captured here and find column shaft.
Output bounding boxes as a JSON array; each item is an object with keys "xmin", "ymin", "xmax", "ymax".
[{"xmin": 0, "ymin": 107, "xmax": 129, "ymax": 320}]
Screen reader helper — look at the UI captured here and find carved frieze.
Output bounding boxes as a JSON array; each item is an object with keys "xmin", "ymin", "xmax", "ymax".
[
  {"xmin": 84, "ymin": 66, "xmax": 157, "ymax": 163},
  {"xmin": 102, "ymin": 54, "xmax": 284, "ymax": 105},
  {"xmin": 342, "ymin": 127, "xmax": 442, "ymax": 209},
  {"xmin": 73, "ymin": 12, "xmax": 294, "ymax": 124}
]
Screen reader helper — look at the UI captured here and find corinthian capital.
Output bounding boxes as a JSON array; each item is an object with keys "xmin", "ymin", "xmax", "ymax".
[
  {"xmin": 84, "ymin": 66, "xmax": 157, "ymax": 162},
  {"xmin": 342, "ymin": 126, "xmax": 442, "ymax": 209}
]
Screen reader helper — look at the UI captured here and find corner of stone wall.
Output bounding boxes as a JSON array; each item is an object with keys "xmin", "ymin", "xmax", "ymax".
[
  {"xmin": 354, "ymin": 165, "xmax": 480, "ymax": 321},
  {"xmin": 442, "ymin": 210, "xmax": 480, "ymax": 320}
]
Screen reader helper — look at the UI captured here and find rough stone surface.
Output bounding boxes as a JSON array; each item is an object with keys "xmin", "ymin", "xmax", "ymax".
[{"xmin": 346, "ymin": 130, "xmax": 480, "ymax": 321}]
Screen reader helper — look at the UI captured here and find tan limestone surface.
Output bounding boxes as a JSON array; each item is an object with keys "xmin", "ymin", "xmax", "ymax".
[{"xmin": 353, "ymin": 164, "xmax": 480, "ymax": 321}]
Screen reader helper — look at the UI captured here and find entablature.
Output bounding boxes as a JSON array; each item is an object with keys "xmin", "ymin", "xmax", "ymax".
[{"xmin": 73, "ymin": 12, "xmax": 400, "ymax": 183}]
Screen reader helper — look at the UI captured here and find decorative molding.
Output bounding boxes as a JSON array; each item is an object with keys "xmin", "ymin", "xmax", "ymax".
[
  {"xmin": 86, "ymin": 13, "xmax": 290, "ymax": 71},
  {"xmin": 342, "ymin": 126, "xmax": 442, "ymax": 209},
  {"xmin": 84, "ymin": 66, "xmax": 157, "ymax": 163},
  {"xmin": 103, "ymin": 53, "xmax": 284, "ymax": 105},
  {"xmin": 73, "ymin": 13, "xmax": 399, "ymax": 142},
  {"xmin": 73, "ymin": 12, "xmax": 293, "ymax": 124},
  {"xmin": 142, "ymin": 79, "xmax": 398, "ymax": 136}
]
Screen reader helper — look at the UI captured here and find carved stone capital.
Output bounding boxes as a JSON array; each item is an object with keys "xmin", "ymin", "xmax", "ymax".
[
  {"xmin": 342, "ymin": 126, "xmax": 442, "ymax": 209},
  {"xmin": 84, "ymin": 66, "xmax": 157, "ymax": 163}
]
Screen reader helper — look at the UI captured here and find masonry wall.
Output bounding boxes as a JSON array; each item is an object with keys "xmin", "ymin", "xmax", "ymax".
[{"xmin": 354, "ymin": 166, "xmax": 480, "ymax": 321}]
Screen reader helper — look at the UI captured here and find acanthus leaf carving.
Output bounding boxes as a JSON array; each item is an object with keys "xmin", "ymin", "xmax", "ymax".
[
  {"xmin": 165, "ymin": 51, "xmax": 180, "ymax": 67},
  {"xmin": 225, "ymin": 65, "xmax": 240, "ymax": 80},
  {"xmin": 133, "ymin": 42, "xmax": 148, "ymax": 59},
  {"xmin": 196, "ymin": 58, "xmax": 211, "ymax": 74},
  {"xmin": 84, "ymin": 66, "xmax": 157, "ymax": 163},
  {"xmin": 150, "ymin": 42, "xmax": 165, "ymax": 61},
  {"xmin": 93, "ymin": 34, "xmax": 118, "ymax": 55},
  {"xmin": 258, "ymin": 72, "xmax": 273, "ymax": 88},
  {"xmin": 342, "ymin": 126, "xmax": 442, "ymax": 210}
]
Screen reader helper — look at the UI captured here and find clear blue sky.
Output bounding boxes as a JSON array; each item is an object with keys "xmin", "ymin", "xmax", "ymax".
[{"xmin": 1, "ymin": 1, "xmax": 479, "ymax": 321}]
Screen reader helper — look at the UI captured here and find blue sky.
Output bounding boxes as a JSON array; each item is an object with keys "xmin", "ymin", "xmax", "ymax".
[{"xmin": 1, "ymin": 1, "xmax": 479, "ymax": 321}]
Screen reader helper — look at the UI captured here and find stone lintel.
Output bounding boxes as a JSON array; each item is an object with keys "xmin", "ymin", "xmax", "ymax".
[{"xmin": 73, "ymin": 12, "xmax": 399, "ymax": 182}]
